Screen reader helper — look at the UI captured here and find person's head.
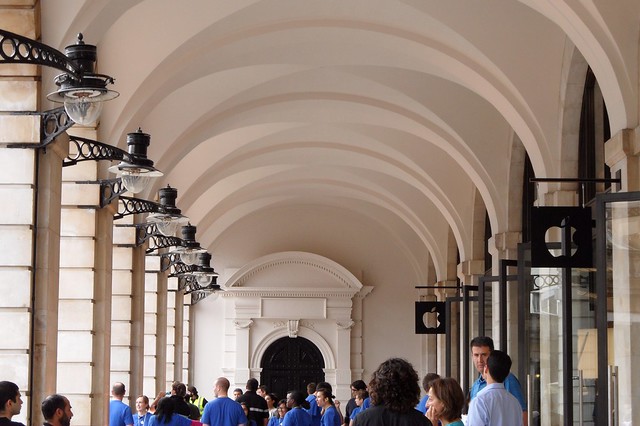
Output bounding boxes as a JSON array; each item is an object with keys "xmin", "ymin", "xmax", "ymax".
[
  {"xmin": 41, "ymin": 394, "xmax": 73, "ymax": 426},
  {"xmin": 426, "ymin": 378, "xmax": 465, "ymax": 423},
  {"xmin": 233, "ymin": 388, "xmax": 243, "ymax": 400},
  {"xmin": 257, "ymin": 385, "xmax": 269, "ymax": 398},
  {"xmin": 111, "ymin": 382, "xmax": 126, "ymax": 399},
  {"xmin": 470, "ymin": 336, "xmax": 494, "ymax": 374},
  {"xmin": 315, "ymin": 382, "xmax": 332, "ymax": 395},
  {"xmin": 486, "ymin": 350, "xmax": 512, "ymax": 383},
  {"xmin": 354, "ymin": 390, "xmax": 368, "ymax": 407},
  {"xmin": 155, "ymin": 397, "xmax": 177, "ymax": 424},
  {"xmin": 368, "ymin": 358, "xmax": 420, "ymax": 413},
  {"xmin": 136, "ymin": 395, "xmax": 150, "ymax": 414},
  {"xmin": 246, "ymin": 378, "xmax": 259, "ymax": 392},
  {"xmin": 214, "ymin": 377, "xmax": 231, "ymax": 398},
  {"xmin": 171, "ymin": 382, "xmax": 186, "ymax": 398},
  {"xmin": 187, "ymin": 386, "xmax": 198, "ymax": 401},
  {"xmin": 286, "ymin": 391, "xmax": 308, "ymax": 409},
  {"xmin": 306, "ymin": 382, "xmax": 316, "ymax": 395},
  {"xmin": 276, "ymin": 399, "xmax": 288, "ymax": 418},
  {"xmin": 265, "ymin": 394, "xmax": 277, "ymax": 409},
  {"xmin": 350, "ymin": 380, "xmax": 366, "ymax": 397},
  {"xmin": 422, "ymin": 373, "xmax": 440, "ymax": 393},
  {"xmin": 0, "ymin": 381, "xmax": 22, "ymax": 418},
  {"xmin": 314, "ymin": 388, "xmax": 334, "ymax": 409}
]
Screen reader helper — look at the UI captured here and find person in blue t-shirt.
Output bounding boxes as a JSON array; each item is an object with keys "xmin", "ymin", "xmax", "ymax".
[
  {"xmin": 134, "ymin": 395, "xmax": 152, "ymax": 426},
  {"xmin": 202, "ymin": 377, "xmax": 248, "ymax": 426},
  {"xmin": 315, "ymin": 389, "xmax": 340, "ymax": 426},
  {"xmin": 347, "ymin": 390, "xmax": 367, "ymax": 426},
  {"xmin": 282, "ymin": 391, "xmax": 311, "ymax": 426},
  {"xmin": 304, "ymin": 383, "xmax": 321, "ymax": 426},
  {"xmin": 468, "ymin": 336, "xmax": 527, "ymax": 426},
  {"xmin": 110, "ymin": 382, "xmax": 134, "ymax": 426},
  {"xmin": 268, "ymin": 399, "xmax": 288, "ymax": 426}
]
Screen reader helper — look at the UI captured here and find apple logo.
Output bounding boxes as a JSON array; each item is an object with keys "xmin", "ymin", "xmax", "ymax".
[
  {"xmin": 423, "ymin": 306, "xmax": 440, "ymax": 329},
  {"xmin": 544, "ymin": 223, "xmax": 577, "ymax": 258}
]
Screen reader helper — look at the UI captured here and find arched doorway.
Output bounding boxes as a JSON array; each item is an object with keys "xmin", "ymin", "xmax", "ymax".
[{"xmin": 260, "ymin": 336, "xmax": 325, "ymax": 400}]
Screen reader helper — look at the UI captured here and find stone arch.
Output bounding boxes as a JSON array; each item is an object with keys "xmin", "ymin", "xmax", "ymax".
[{"xmin": 251, "ymin": 325, "xmax": 337, "ymax": 370}]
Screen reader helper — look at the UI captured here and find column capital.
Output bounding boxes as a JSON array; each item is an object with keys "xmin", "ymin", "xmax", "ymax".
[
  {"xmin": 434, "ymin": 280, "xmax": 458, "ymax": 298},
  {"xmin": 457, "ymin": 259, "xmax": 485, "ymax": 285},
  {"xmin": 488, "ymin": 232, "xmax": 520, "ymax": 255}
]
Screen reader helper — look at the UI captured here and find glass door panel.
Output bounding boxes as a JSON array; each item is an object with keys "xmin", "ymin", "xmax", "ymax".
[
  {"xmin": 520, "ymin": 244, "xmax": 597, "ymax": 426},
  {"xmin": 599, "ymin": 197, "xmax": 640, "ymax": 424}
]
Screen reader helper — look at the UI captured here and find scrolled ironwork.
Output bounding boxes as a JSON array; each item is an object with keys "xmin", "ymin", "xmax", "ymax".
[
  {"xmin": 114, "ymin": 196, "xmax": 159, "ymax": 220},
  {"xmin": 0, "ymin": 28, "xmax": 81, "ymax": 77},
  {"xmin": 100, "ymin": 178, "xmax": 127, "ymax": 208},
  {"xmin": 64, "ymin": 135, "xmax": 129, "ymax": 167},
  {"xmin": 532, "ymin": 274, "xmax": 560, "ymax": 289},
  {"xmin": 145, "ymin": 234, "xmax": 184, "ymax": 254},
  {"xmin": 5, "ymin": 107, "xmax": 74, "ymax": 149}
]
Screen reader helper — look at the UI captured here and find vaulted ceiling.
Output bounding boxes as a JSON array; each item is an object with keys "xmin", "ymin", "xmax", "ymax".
[{"xmin": 41, "ymin": 0, "xmax": 639, "ymax": 285}]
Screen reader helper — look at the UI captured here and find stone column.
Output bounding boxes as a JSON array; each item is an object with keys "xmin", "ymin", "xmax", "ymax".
[
  {"xmin": 182, "ymin": 304, "xmax": 192, "ymax": 384},
  {"xmin": 487, "ymin": 232, "xmax": 520, "ymax": 369},
  {"xmin": 143, "ymin": 255, "xmax": 167, "ymax": 396},
  {"xmin": 605, "ymin": 127, "xmax": 639, "ymax": 192},
  {"xmin": 434, "ymin": 281, "xmax": 458, "ymax": 379},
  {"xmin": 166, "ymin": 277, "xmax": 178, "ymax": 386}
]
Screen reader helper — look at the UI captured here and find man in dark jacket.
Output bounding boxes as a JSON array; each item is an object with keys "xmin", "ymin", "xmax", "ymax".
[{"xmin": 238, "ymin": 379, "xmax": 269, "ymax": 426}]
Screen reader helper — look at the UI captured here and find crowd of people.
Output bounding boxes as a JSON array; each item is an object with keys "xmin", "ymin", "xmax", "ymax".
[{"xmin": 0, "ymin": 336, "xmax": 525, "ymax": 426}]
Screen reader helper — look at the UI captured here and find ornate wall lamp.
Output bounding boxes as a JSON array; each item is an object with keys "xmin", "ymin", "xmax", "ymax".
[{"xmin": 0, "ymin": 29, "xmax": 118, "ymax": 127}]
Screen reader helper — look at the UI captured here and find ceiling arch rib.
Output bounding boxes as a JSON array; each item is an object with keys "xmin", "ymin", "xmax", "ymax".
[
  {"xmin": 162, "ymin": 132, "xmax": 476, "ymax": 261},
  {"xmin": 196, "ymin": 176, "xmax": 450, "ymax": 282},
  {"xmin": 95, "ymin": 11, "xmax": 552, "ymax": 180}
]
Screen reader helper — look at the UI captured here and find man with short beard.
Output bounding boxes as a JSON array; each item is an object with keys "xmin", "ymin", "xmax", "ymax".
[{"xmin": 41, "ymin": 394, "xmax": 73, "ymax": 426}]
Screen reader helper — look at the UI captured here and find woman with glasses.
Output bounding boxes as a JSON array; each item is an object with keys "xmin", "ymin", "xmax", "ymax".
[{"xmin": 268, "ymin": 399, "xmax": 289, "ymax": 426}]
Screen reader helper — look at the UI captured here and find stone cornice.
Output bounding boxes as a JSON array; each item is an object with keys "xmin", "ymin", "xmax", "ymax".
[{"xmin": 223, "ymin": 287, "xmax": 359, "ymax": 298}]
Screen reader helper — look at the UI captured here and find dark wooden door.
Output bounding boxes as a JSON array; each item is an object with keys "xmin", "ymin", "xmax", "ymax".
[{"xmin": 260, "ymin": 336, "xmax": 325, "ymax": 401}]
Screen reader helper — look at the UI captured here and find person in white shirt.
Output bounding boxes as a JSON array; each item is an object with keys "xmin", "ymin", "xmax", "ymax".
[{"xmin": 466, "ymin": 350, "xmax": 523, "ymax": 426}]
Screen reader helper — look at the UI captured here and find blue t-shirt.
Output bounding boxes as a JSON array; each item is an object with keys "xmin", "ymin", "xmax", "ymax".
[
  {"xmin": 305, "ymin": 394, "xmax": 321, "ymax": 426},
  {"xmin": 320, "ymin": 406, "xmax": 340, "ymax": 426},
  {"xmin": 134, "ymin": 412, "xmax": 153, "ymax": 426},
  {"xmin": 349, "ymin": 407, "xmax": 361, "ymax": 423},
  {"xmin": 282, "ymin": 407, "xmax": 311, "ymax": 426},
  {"xmin": 202, "ymin": 396, "xmax": 248, "ymax": 426},
  {"xmin": 267, "ymin": 416, "xmax": 283, "ymax": 426},
  {"xmin": 110, "ymin": 399, "xmax": 134, "ymax": 426},
  {"xmin": 470, "ymin": 373, "xmax": 526, "ymax": 410},
  {"xmin": 147, "ymin": 413, "xmax": 192, "ymax": 426},
  {"xmin": 361, "ymin": 398, "xmax": 370, "ymax": 410},
  {"xmin": 415, "ymin": 395, "xmax": 429, "ymax": 414}
]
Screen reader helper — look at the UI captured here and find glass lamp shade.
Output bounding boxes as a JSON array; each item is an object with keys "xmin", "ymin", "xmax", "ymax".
[
  {"xmin": 120, "ymin": 171, "xmax": 152, "ymax": 194},
  {"xmin": 195, "ymin": 274, "xmax": 213, "ymax": 286},
  {"xmin": 179, "ymin": 251, "xmax": 200, "ymax": 266},
  {"xmin": 154, "ymin": 218, "xmax": 179, "ymax": 237},
  {"xmin": 63, "ymin": 96, "xmax": 103, "ymax": 125}
]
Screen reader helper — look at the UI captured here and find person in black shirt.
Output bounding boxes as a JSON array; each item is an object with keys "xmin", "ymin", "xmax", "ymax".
[
  {"xmin": 342, "ymin": 380, "xmax": 366, "ymax": 426},
  {"xmin": 169, "ymin": 382, "xmax": 192, "ymax": 417},
  {"xmin": 238, "ymin": 379, "xmax": 269, "ymax": 426},
  {"xmin": 42, "ymin": 394, "xmax": 73, "ymax": 426},
  {"xmin": 0, "ymin": 381, "xmax": 25, "ymax": 426},
  {"xmin": 352, "ymin": 359, "xmax": 429, "ymax": 426}
]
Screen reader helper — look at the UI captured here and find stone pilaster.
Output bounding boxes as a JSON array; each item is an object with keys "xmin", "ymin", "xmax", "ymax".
[
  {"xmin": 350, "ymin": 286, "xmax": 373, "ymax": 381},
  {"xmin": 143, "ymin": 255, "xmax": 165, "ymax": 396},
  {"xmin": 166, "ymin": 278, "xmax": 178, "ymax": 386},
  {"xmin": 434, "ymin": 280, "xmax": 458, "ymax": 379},
  {"xmin": 182, "ymin": 304, "xmax": 191, "ymax": 384},
  {"xmin": 605, "ymin": 127, "xmax": 640, "ymax": 192}
]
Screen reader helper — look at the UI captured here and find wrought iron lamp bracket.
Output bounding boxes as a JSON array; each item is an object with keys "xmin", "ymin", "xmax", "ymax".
[
  {"xmin": 64, "ymin": 135, "xmax": 131, "ymax": 168},
  {"xmin": 115, "ymin": 195, "xmax": 159, "ymax": 220},
  {"xmin": 6, "ymin": 107, "xmax": 74, "ymax": 149},
  {"xmin": 0, "ymin": 29, "xmax": 81, "ymax": 77}
]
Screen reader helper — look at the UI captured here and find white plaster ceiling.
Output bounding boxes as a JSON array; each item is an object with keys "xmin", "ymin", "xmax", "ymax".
[{"xmin": 40, "ymin": 0, "xmax": 639, "ymax": 283}]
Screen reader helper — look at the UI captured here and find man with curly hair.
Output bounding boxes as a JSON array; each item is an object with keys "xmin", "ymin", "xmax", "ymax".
[{"xmin": 351, "ymin": 358, "xmax": 429, "ymax": 426}]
